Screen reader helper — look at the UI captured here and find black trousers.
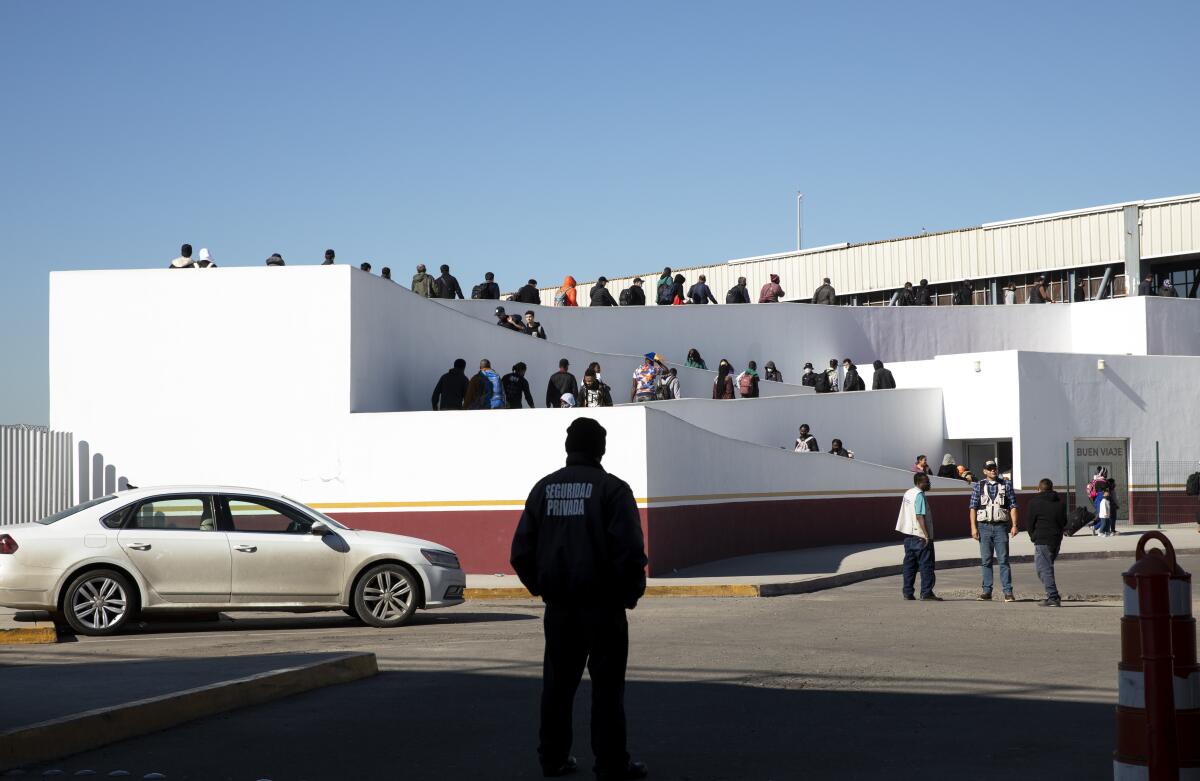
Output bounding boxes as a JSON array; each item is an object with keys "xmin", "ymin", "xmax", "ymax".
[{"xmin": 539, "ymin": 602, "xmax": 630, "ymax": 774}]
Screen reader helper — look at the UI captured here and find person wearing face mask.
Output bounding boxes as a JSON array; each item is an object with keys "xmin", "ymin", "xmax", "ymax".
[{"xmin": 800, "ymin": 362, "xmax": 816, "ymax": 388}]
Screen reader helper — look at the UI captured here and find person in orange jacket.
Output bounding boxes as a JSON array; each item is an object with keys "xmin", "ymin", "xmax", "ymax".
[{"xmin": 556, "ymin": 276, "xmax": 579, "ymax": 307}]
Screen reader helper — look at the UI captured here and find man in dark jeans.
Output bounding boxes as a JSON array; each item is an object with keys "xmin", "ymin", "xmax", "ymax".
[
  {"xmin": 1026, "ymin": 478, "xmax": 1068, "ymax": 607},
  {"xmin": 896, "ymin": 472, "xmax": 940, "ymax": 601},
  {"xmin": 511, "ymin": 418, "xmax": 649, "ymax": 780},
  {"xmin": 970, "ymin": 460, "xmax": 1019, "ymax": 602}
]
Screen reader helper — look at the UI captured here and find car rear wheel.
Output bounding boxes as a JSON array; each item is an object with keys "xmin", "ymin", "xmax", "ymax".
[
  {"xmin": 354, "ymin": 564, "xmax": 419, "ymax": 628},
  {"xmin": 63, "ymin": 569, "xmax": 136, "ymax": 636}
]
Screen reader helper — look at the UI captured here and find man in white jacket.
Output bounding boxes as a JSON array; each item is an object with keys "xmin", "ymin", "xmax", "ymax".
[{"xmin": 896, "ymin": 472, "xmax": 942, "ymax": 601}]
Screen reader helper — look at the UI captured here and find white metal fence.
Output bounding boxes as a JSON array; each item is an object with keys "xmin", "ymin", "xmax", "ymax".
[{"xmin": 0, "ymin": 425, "xmax": 74, "ymax": 527}]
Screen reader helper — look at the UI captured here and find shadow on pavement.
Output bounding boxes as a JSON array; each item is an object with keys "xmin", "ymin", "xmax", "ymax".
[
  {"xmin": 90, "ymin": 609, "xmax": 541, "ymax": 636},
  {"xmin": 28, "ymin": 668, "xmax": 1113, "ymax": 780}
]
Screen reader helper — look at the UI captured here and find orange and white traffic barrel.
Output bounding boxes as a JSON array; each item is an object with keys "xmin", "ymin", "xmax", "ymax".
[{"xmin": 1116, "ymin": 532, "xmax": 1198, "ymax": 780}]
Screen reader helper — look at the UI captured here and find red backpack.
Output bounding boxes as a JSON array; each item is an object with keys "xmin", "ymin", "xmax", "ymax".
[{"xmin": 737, "ymin": 372, "xmax": 753, "ymax": 397}]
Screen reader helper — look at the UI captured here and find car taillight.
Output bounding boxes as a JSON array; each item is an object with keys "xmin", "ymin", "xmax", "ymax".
[{"xmin": 0, "ymin": 535, "xmax": 16, "ymax": 554}]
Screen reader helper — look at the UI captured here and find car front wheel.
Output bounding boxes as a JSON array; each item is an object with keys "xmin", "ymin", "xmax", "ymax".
[
  {"xmin": 63, "ymin": 569, "xmax": 136, "ymax": 636},
  {"xmin": 353, "ymin": 564, "xmax": 419, "ymax": 628}
]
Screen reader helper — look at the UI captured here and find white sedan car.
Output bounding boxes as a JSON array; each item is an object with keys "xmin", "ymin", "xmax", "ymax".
[{"xmin": 0, "ymin": 486, "xmax": 466, "ymax": 636}]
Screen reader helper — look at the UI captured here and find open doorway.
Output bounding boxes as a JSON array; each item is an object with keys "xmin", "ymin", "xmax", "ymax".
[{"xmin": 962, "ymin": 440, "xmax": 1013, "ymax": 480}]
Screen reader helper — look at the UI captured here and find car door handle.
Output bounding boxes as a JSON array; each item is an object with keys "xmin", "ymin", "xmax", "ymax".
[
  {"xmin": 234, "ymin": 544, "xmax": 257, "ymax": 553},
  {"xmin": 127, "ymin": 543, "xmax": 152, "ymax": 551}
]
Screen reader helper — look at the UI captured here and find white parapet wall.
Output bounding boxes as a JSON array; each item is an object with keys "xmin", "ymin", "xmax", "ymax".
[{"xmin": 441, "ymin": 297, "xmax": 1200, "ymax": 381}]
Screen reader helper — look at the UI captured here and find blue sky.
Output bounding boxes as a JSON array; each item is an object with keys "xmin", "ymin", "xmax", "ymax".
[{"xmin": 2, "ymin": 1, "xmax": 1198, "ymax": 424}]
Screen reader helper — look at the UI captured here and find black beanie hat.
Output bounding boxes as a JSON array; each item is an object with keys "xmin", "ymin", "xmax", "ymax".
[{"xmin": 565, "ymin": 417, "xmax": 606, "ymax": 459}]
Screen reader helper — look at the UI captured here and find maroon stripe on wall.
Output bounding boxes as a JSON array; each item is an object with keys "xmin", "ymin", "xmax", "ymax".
[
  {"xmin": 326, "ymin": 508, "xmax": 651, "ymax": 576},
  {"xmin": 644, "ymin": 494, "xmax": 968, "ymax": 575},
  {"xmin": 326, "ymin": 495, "xmax": 970, "ymax": 577}
]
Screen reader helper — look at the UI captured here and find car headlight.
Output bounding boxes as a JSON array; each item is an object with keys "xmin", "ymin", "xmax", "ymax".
[{"xmin": 421, "ymin": 549, "xmax": 461, "ymax": 569}]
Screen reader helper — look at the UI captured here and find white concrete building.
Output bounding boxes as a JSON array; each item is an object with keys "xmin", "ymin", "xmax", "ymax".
[{"xmin": 47, "ymin": 262, "xmax": 1200, "ymax": 575}]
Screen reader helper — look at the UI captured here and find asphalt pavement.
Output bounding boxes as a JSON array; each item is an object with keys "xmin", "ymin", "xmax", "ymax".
[{"xmin": 5, "ymin": 554, "xmax": 1192, "ymax": 780}]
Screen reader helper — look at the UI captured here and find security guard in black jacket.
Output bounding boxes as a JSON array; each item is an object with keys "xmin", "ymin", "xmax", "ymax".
[{"xmin": 511, "ymin": 417, "xmax": 649, "ymax": 780}]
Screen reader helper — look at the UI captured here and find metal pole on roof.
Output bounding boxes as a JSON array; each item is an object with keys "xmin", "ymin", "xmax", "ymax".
[
  {"xmin": 796, "ymin": 192, "xmax": 803, "ymax": 251},
  {"xmin": 1155, "ymin": 440, "xmax": 1162, "ymax": 529}
]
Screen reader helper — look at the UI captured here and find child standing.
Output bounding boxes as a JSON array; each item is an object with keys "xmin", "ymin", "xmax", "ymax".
[{"xmin": 1098, "ymin": 485, "xmax": 1118, "ymax": 537}]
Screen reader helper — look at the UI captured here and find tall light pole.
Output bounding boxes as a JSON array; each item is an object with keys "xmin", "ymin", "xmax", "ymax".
[{"xmin": 796, "ymin": 192, "xmax": 804, "ymax": 251}]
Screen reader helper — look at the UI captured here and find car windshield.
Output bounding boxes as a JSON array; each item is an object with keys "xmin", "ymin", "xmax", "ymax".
[
  {"xmin": 282, "ymin": 496, "xmax": 349, "ymax": 530},
  {"xmin": 36, "ymin": 495, "xmax": 117, "ymax": 525}
]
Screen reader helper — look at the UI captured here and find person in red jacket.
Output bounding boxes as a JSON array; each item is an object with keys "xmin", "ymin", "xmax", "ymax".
[{"xmin": 758, "ymin": 273, "xmax": 785, "ymax": 303}]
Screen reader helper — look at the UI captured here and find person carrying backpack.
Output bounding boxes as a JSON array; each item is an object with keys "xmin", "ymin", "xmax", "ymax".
[
  {"xmin": 655, "ymin": 267, "xmax": 673, "ymax": 305},
  {"xmin": 472, "ymin": 272, "xmax": 501, "ymax": 300},
  {"xmin": 726, "ymin": 276, "xmax": 751, "ymax": 304},
  {"xmin": 464, "ymin": 359, "xmax": 503, "ymax": 409},
  {"xmin": 736, "ymin": 361, "xmax": 760, "ymax": 398},
  {"xmin": 687, "ymin": 275, "xmax": 718, "ymax": 305},
  {"xmin": 620, "ymin": 277, "xmax": 646, "ymax": 306}
]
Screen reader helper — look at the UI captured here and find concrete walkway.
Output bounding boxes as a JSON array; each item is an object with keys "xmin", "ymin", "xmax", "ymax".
[{"xmin": 466, "ymin": 524, "xmax": 1200, "ymax": 598}]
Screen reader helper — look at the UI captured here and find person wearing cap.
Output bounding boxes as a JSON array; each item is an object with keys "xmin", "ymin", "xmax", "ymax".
[
  {"xmin": 510, "ymin": 418, "xmax": 649, "ymax": 781},
  {"xmin": 546, "ymin": 359, "xmax": 579, "ymax": 409},
  {"xmin": 411, "ymin": 264, "xmax": 438, "ymax": 298},
  {"xmin": 495, "ymin": 306, "xmax": 522, "ymax": 332},
  {"xmin": 896, "ymin": 472, "xmax": 941, "ymax": 601},
  {"xmin": 590, "ymin": 277, "xmax": 618, "ymax": 307},
  {"xmin": 323, "ymin": 249, "xmax": 336, "ymax": 265},
  {"xmin": 687, "ymin": 274, "xmax": 718, "ymax": 305},
  {"xmin": 196, "ymin": 248, "xmax": 217, "ymax": 268},
  {"xmin": 800, "ymin": 362, "xmax": 816, "ymax": 388},
  {"xmin": 266, "ymin": 253, "xmax": 285, "ymax": 267},
  {"xmin": 169, "ymin": 243, "xmax": 195, "ymax": 269},
  {"xmin": 969, "ymin": 459, "xmax": 1019, "ymax": 602},
  {"xmin": 516, "ymin": 279, "xmax": 542, "ymax": 305},
  {"xmin": 630, "ymin": 353, "xmax": 660, "ymax": 403}
]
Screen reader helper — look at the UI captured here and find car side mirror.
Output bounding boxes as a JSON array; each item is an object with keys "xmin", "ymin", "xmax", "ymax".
[{"xmin": 310, "ymin": 520, "xmax": 330, "ymax": 536}]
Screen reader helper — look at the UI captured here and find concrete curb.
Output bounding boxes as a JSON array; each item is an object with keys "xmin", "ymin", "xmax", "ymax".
[
  {"xmin": 0, "ymin": 651, "xmax": 378, "ymax": 772},
  {"xmin": 465, "ymin": 546, "xmax": 1200, "ymax": 601},
  {"xmin": 0, "ymin": 626, "xmax": 58, "ymax": 645}
]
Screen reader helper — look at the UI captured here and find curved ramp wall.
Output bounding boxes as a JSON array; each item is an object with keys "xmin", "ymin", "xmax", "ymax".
[{"xmin": 442, "ymin": 297, "xmax": 1200, "ymax": 378}]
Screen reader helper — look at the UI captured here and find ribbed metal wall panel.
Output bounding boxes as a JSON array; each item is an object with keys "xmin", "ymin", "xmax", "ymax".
[
  {"xmin": 527, "ymin": 197, "xmax": 1199, "ymax": 306},
  {"xmin": 1141, "ymin": 199, "xmax": 1200, "ymax": 258},
  {"xmin": 0, "ymin": 426, "xmax": 74, "ymax": 526}
]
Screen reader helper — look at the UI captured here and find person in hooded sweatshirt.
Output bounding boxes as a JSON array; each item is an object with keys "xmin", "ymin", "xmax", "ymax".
[
  {"xmin": 736, "ymin": 361, "xmax": 760, "ymax": 398},
  {"xmin": 1025, "ymin": 478, "xmax": 1068, "ymax": 607},
  {"xmin": 655, "ymin": 267, "xmax": 673, "ymax": 305},
  {"xmin": 510, "ymin": 417, "xmax": 648, "ymax": 781},
  {"xmin": 556, "ymin": 276, "xmax": 579, "ymax": 307},
  {"xmin": 759, "ymin": 274, "xmax": 785, "ymax": 303},
  {"xmin": 411, "ymin": 264, "xmax": 438, "ymax": 298},
  {"xmin": 936, "ymin": 454, "xmax": 959, "ymax": 479},
  {"xmin": 842, "ymin": 362, "xmax": 865, "ymax": 392},
  {"xmin": 431, "ymin": 359, "xmax": 470, "ymax": 410},
  {"xmin": 871, "ymin": 360, "xmax": 897, "ymax": 390},
  {"xmin": 169, "ymin": 243, "xmax": 195, "ymax": 269},
  {"xmin": 196, "ymin": 248, "xmax": 217, "ymax": 268},
  {"xmin": 670, "ymin": 274, "xmax": 686, "ymax": 305}
]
